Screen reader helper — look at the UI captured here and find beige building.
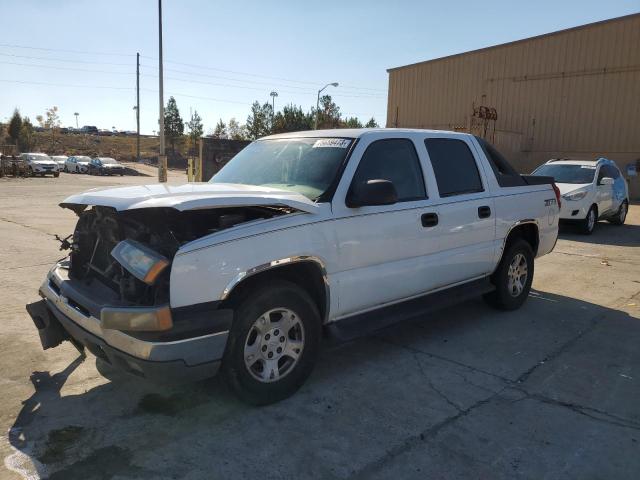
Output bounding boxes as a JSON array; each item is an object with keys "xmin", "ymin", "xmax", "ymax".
[{"xmin": 386, "ymin": 13, "xmax": 640, "ymax": 198}]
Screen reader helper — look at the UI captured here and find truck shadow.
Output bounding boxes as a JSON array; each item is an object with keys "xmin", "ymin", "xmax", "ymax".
[
  {"xmin": 559, "ymin": 221, "xmax": 640, "ymax": 247},
  {"xmin": 8, "ymin": 290, "xmax": 639, "ymax": 479}
]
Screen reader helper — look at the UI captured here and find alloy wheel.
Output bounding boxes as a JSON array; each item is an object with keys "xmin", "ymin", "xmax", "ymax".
[
  {"xmin": 243, "ymin": 308, "xmax": 305, "ymax": 383},
  {"xmin": 507, "ymin": 253, "xmax": 528, "ymax": 297}
]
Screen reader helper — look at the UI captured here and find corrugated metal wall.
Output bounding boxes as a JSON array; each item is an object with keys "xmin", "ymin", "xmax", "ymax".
[{"xmin": 386, "ymin": 14, "xmax": 640, "ymax": 176}]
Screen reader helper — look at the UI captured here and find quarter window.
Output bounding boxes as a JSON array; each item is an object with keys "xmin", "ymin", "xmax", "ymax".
[
  {"xmin": 351, "ymin": 139, "xmax": 426, "ymax": 202},
  {"xmin": 424, "ymin": 138, "xmax": 484, "ymax": 197}
]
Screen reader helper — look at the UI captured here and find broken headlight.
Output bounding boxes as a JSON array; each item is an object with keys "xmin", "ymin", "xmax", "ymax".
[{"xmin": 111, "ymin": 239, "xmax": 169, "ymax": 285}]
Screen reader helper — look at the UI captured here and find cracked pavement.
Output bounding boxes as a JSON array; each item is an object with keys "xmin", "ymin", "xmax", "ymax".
[{"xmin": 1, "ymin": 170, "xmax": 639, "ymax": 479}]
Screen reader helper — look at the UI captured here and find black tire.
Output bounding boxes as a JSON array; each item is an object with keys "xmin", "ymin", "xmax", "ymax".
[
  {"xmin": 222, "ymin": 280, "xmax": 321, "ymax": 405},
  {"xmin": 579, "ymin": 205, "xmax": 597, "ymax": 235},
  {"xmin": 484, "ymin": 238, "xmax": 534, "ymax": 311},
  {"xmin": 53, "ymin": 172, "xmax": 59, "ymax": 178},
  {"xmin": 608, "ymin": 200, "xmax": 628, "ymax": 226}
]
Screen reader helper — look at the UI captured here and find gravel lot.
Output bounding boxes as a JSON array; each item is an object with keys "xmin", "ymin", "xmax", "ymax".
[{"xmin": 1, "ymin": 170, "xmax": 639, "ymax": 479}]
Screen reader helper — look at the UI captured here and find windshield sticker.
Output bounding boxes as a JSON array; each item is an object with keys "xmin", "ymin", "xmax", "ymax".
[
  {"xmin": 312, "ymin": 139, "xmax": 351, "ymax": 149},
  {"xmin": 580, "ymin": 166, "xmax": 596, "ymax": 169}
]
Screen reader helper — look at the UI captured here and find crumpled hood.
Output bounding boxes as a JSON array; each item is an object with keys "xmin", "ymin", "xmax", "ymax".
[
  {"xmin": 60, "ymin": 182, "xmax": 319, "ymax": 213},
  {"xmin": 556, "ymin": 183, "xmax": 591, "ymax": 196}
]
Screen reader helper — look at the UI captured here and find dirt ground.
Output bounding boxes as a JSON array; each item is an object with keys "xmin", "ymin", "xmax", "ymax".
[{"xmin": 1, "ymin": 169, "xmax": 639, "ymax": 479}]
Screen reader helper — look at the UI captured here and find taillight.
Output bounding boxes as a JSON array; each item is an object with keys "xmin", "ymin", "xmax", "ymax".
[{"xmin": 552, "ymin": 182, "xmax": 561, "ymax": 209}]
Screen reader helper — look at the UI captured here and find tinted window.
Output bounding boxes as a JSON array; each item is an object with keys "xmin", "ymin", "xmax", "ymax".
[
  {"xmin": 351, "ymin": 139, "xmax": 426, "ymax": 202},
  {"xmin": 425, "ymin": 138, "xmax": 483, "ymax": 197},
  {"xmin": 603, "ymin": 165, "xmax": 620, "ymax": 179},
  {"xmin": 597, "ymin": 166, "xmax": 607, "ymax": 184}
]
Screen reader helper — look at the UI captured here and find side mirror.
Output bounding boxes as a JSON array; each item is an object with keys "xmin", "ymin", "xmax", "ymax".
[
  {"xmin": 600, "ymin": 177, "xmax": 614, "ymax": 186},
  {"xmin": 347, "ymin": 179, "xmax": 398, "ymax": 208}
]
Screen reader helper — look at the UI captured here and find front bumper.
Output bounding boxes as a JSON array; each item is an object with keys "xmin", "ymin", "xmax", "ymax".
[
  {"xmin": 30, "ymin": 262, "xmax": 232, "ymax": 382},
  {"xmin": 559, "ymin": 201, "xmax": 589, "ymax": 220}
]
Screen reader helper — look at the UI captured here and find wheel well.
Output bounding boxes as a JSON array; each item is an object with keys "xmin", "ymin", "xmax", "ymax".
[
  {"xmin": 505, "ymin": 223, "xmax": 539, "ymax": 257},
  {"xmin": 220, "ymin": 261, "xmax": 328, "ymax": 322}
]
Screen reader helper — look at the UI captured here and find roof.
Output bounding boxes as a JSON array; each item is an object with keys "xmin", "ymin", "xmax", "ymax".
[
  {"xmin": 387, "ymin": 13, "xmax": 640, "ymax": 73},
  {"xmin": 262, "ymin": 128, "xmax": 466, "ymax": 140}
]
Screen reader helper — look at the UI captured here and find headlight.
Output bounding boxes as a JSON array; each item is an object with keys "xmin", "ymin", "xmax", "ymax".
[
  {"xmin": 111, "ymin": 240, "xmax": 169, "ymax": 284},
  {"xmin": 563, "ymin": 190, "xmax": 588, "ymax": 201}
]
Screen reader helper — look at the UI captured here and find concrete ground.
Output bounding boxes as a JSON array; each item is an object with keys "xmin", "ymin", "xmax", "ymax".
[{"xmin": 1, "ymin": 169, "xmax": 639, "ymax": 479}]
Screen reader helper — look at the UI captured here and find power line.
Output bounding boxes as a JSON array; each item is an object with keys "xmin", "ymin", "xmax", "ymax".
[
  {"xmin": 140, "ymin": 55, "xmax": 387, "ymax": 92},
  {"xmin": 0, "ymin": 52, "xmax": 132, "ymax": 66},
  {"xmin": 0, "ymin": 43, "xmax": 133, "ymax": 57},
  {"xmin": 0, "ymin": 78, "xmax": 133, "ymax": 90},
  {"xmin": 0, "ymin": 42, "xmax": 386, "ymax": 93},
  {"xmin": 0, "ymin": 60, "xmax": 133, "ymax": 75}
]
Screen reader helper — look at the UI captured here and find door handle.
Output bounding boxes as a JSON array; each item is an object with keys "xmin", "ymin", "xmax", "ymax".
[
  {"xmin": 478, "ymin": 206, "xmax": 491, "ymax": 219},
  {"xmin": 421, "ymin": 212, "xmax": 438, "ymax": 227}
]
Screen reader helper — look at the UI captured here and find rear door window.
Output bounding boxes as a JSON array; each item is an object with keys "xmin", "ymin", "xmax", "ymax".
[{"xmin": 424, "ymin": 138, "xmax": 484, "ymax": 197}]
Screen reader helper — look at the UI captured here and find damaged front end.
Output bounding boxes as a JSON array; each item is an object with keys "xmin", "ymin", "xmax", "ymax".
[{"xmin": 27, "ymin": 201, "xmax": 296, "ymax": 382}]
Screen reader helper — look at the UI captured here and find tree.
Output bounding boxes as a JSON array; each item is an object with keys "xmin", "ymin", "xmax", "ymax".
[
  {"xmin": 364, "ymin": 117, "xmax": 379, "ymax": 128},
  {"xmin": 164, "ymin": 96, "xmax": 184, "ymax": 155},
  {"xmin": 8, "ymin": 109, "xmax": 22, "ymax": 144},
  {"xmin": 187, "ymin": 110, "xmax": 203, "ymax": 153},
  {"xmin": 18, "ymin": 117, "xmax": 35, "ymax": 152},
  {"xmin": 36, "ymin": 106, "xmax": 61, "ymax": 149},
  {"xmin": 228, "ymin": 118, "xmax": 247, "ymax": 140},
  {"xmin": 272, "ymin": 104, "xmax": 313, "ymax": 134},
  {"xmin": 212, "ymin": 119, "xmax": 227, "ymax": 139},
  {"xmin": 315, "ymin": 95, "xmax": 342, "ymax": 129},
  {"xmin": 342, "ymin": 117, "xmax": 363, "ymax": 128},
  {"xmin": 246, "ymin": 101, "xmax": 273, "ymax": 139}
]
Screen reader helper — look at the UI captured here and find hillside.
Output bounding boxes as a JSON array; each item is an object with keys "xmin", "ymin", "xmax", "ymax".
[{"xmin": 26, "ymin": 132, "xmax": 192, "ymax": 164}]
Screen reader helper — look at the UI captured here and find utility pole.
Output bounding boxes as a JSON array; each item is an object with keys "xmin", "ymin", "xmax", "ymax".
[
  {"xmin": 74, "ymin": 112, "xmax": 79, "ymax": 128},
  {"xmin": 270, "ymin": 91, "xmax": 278, "ymax": 131},
  {"xmin": 157, "ymin": 0, "xmax": 167, "ymax": 182},
  {"xmin": 136, "ymin": 52, "xmax": 140, "ymax": 163}
]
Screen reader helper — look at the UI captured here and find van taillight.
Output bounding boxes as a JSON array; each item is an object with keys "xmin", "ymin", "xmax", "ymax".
[{"xmin": 552, "ymin": 183, "xmax": 561, "ymax": 209}]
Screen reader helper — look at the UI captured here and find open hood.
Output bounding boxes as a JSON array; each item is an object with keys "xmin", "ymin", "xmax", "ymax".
[{"xmin": 60, "ymin": 182, "xmax": 319, "ymax": 213}]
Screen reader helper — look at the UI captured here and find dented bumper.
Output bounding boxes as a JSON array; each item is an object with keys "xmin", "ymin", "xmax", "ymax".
[{"xmin": 28, "ymin": 261, "xmax": 232, "ymax": 382}]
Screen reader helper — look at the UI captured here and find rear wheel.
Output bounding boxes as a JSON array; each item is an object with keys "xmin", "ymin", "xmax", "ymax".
[
  {"xmin": 222, "ymin": 280, "xmax": 321, "ymax": 405},
  {"xmin": 579, "ymin": 205, "xmax": 597, "ymax": 235},
  {"xmin": 609, "ymin": 201, "xmax": 628, "ymax": 226},
  {"xmin": 484, "ymin": 239, "xmax": 534, "ymax": 311}
]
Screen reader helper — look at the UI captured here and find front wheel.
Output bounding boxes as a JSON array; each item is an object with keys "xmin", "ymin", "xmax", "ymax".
[
  {"xmin": 53, "ymin": 172, "xmax": 59, "ymax": 178},
  {"xmin": 579, "ymin": 206, "xmax": 597, "ymax": 234},
  {"xmin": 222, "ymin": 280, "xmax": 321, "ymax": 405},
  {"xmin": 484, "ymin": 239, "xmax": 534, "ymax": 311},
  {"xmin": 609, "ymin": 201, "xmax": 628, "ymax": 226}
]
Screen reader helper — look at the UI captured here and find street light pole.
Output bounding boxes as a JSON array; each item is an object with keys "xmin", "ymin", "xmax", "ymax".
[
  {"xmin": 314, "ymin": 82, "xmax": 338, "ymax": 130},
  {"xmin": 74, "ymin": 112, "xmax": 79, "ymax": 129},
  {"xmin": 157, "ymin": 0, "xmax": 167, "ymax": 182}
]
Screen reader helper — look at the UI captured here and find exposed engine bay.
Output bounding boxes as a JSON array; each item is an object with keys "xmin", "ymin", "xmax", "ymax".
[{"xmin": 65, "ymin": 205, "xmax": 293, "ymax": 306}]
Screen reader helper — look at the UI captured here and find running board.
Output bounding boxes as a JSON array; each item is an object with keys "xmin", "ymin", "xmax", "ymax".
[{"xmin": 326, "ymin": 277, "xmax": 495, "ymax": 341}]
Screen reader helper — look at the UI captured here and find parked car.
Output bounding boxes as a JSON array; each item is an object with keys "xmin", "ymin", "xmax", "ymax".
[
  {"xmin": 88, "ymin": 157, "xmax": 125, "ymax": 176},
  {"xmin": 18, "ymin": 153, "xmax": 59, "ymax": 177},
  {"xmin": 98, "ymin": 129, "xmax": 113, "ymax": 136},
  {"xmin": 532, "ymin": 158, "xmax": 628, "ymax": 234},
  {"xmin": 65, "ymin": 155, "xmax": 91, "ymax": 173},
  {"xmin": 80, "ymin": 125, "xmax": 98, "ymax": 135},
  {"xmin": 51, "ymin": 155, "xmax": 68, "ymax": 170},
  {"xmin": 28, "ymin": 129, "xmax": 559, "ymax": 404}
]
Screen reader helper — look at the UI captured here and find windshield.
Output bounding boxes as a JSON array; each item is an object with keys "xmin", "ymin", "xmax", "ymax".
[
  {"xmin": 210, "ymin": 138, "xmax": 353, "ymax": 200},
  {"xmin": 532, "ymin": 164, "xmax": 596, "ymax": 184},
  {"xmin": 76, "ymin": 156, "xmax": 91, "ymax": 163},
  {"xmin": 99, "ymin": 158, "xmax": 117, "ymax": 164},
  {"xmin": 28, "ymin": 154, "xmax": 52, "ymax": 162}
]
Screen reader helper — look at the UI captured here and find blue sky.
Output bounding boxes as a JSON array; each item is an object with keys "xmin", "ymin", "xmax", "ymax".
[{"xmin": 1, "ymin": 0, "xmax": 638, "ymax": 134}]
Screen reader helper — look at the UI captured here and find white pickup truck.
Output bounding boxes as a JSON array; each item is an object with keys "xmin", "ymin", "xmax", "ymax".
[{"xmin": 28, "ymin": 129, "xmax": 560, "ymax": 404}]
